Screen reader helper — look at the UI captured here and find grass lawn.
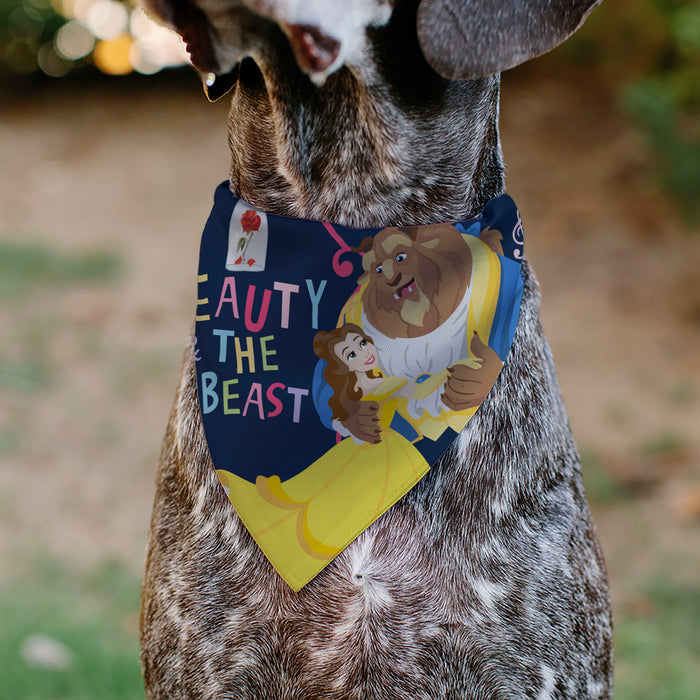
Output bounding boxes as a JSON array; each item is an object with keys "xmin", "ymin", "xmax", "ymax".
[
  {"xmin": 0, "ymin": 559, "xmax": 143, "ymax": 700},
  {"xmin": 614, "ymin": 579, "xmax": 700, "ymax": 700}
]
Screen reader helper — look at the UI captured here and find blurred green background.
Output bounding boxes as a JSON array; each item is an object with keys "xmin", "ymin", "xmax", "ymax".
[{"xmin": 0, "ymin": 1, "xmax": 698, "ymax": 698}]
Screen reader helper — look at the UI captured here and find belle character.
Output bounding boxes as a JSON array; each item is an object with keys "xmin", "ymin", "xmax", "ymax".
[{"xmin": 254, "ymin": 323, "xmax": 430, "ymax": 564}]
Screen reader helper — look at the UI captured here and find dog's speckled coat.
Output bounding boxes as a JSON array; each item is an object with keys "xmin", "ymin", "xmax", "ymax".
[{"xmin": 139, "ymin": 0, "xmax": 613, "ymax": 697}]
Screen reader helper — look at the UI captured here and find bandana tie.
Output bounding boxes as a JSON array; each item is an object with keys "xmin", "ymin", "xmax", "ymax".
[{"xmin": 195, "ymin": 183, "xmax": 524, "ymax": 590}]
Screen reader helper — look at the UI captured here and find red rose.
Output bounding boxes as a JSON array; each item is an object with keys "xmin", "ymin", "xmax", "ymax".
[{"xmin": 241, "ymin": 210, "xmax": 261, "ymax": 233}]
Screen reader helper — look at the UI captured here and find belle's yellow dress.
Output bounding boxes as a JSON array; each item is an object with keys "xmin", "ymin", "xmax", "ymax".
[{"xmin": 216, "ymin": 376, "xmax": 429, "ymax": 590}]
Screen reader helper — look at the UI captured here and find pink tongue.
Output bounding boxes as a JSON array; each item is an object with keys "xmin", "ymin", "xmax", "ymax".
[{"xmin": 400, "ymin": 283, "xmax": 411, "ymax": 298}]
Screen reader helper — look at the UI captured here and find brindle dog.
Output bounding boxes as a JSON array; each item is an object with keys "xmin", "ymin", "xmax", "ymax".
[{"xmin": 138, "ymin": 0, "xmax": 613, "ymax": 697}]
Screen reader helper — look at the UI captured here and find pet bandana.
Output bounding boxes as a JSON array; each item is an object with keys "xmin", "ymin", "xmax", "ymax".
[{"xmin": 196, "ymin": 182, "xmax": 525, "ymax": 590}]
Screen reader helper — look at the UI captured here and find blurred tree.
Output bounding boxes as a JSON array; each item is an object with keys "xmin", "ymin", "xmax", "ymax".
[
  {"xmin": 553, "ymin": 0, "xmax": 699, "ymax": 217},
  {"xmin": 621, "ymin": 2, "xmax": 700, "ymax": 217},
  {"xmin": 0, "ymin": 0, "xmax": 70, "ymax": 79}
]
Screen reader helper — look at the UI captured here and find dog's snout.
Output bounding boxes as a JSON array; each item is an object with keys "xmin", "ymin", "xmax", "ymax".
[{"xmin": 287, "ymin": 24, "xmax": 341, "ymax": 74}]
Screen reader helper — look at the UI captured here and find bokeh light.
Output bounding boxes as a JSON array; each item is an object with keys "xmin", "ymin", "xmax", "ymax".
[
  {"xmin": 37, "ymin": 40, "xmax": 72, "ymax": 76},
  {"xmin": 4, "ymin": 36, "xmax": 39, "ymax": 74},
  {"xmin": 85, "ymin": 0, "xmax": 128, "ymax": 41},
  {"xmin": 92, "ymin": 33, "xmax": 132, "ymax": 74},
  {"xmin": 9, "ymin": 5, "xmax": 44, "ymax": 39},
  {"xmin": 55, "ymin": 21, "xmax": 94, "ymax": 60},
  {"xmin": 1, "ymin": 0, "xmax": 190, "ymax": 79}
]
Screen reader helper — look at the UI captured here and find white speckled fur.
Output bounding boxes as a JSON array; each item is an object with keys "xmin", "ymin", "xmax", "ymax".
[{"xmin": 139, "ymin": 1, "xmax": 613, "ymax": 697}]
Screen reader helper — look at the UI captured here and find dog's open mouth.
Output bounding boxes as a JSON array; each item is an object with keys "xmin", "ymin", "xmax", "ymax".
[{"xmin": 393, "ymin": 277, "xmax": 416, "ymax": 301}]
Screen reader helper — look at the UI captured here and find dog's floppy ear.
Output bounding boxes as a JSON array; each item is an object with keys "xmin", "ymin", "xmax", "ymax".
[{"xmin": 416, "ymin": 0, "xmax": 603, "ymax": 79}]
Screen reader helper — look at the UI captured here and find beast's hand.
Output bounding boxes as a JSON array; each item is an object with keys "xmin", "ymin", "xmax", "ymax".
[
  {"xmin": 441, "ymin": 332, "xmax": 503, "ymax": 411},
  {"xmin": 340, "ymin": 401, "xmax": 381, "ymax": 444}
]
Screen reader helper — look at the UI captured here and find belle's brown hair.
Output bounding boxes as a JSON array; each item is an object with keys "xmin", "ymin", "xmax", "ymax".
[{"xmin": 313, "ymin": 323, "xmax": 377, "ymax": 422}]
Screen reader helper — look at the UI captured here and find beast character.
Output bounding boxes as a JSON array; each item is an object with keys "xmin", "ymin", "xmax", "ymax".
[{"xmin": 333, "ymin": 223, "xmax": 508, "ymax": 444}]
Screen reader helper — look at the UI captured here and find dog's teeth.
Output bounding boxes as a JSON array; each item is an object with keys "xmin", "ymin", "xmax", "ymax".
[
  {"xmin": 205, "ymin": 72, "xmax": 216, "ymax": 87},
  {"xmin": 394, "ymin": 292, "xmax": 399, "ymax": 300}
]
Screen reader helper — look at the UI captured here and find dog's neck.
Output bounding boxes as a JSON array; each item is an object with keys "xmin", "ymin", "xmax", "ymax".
[{"xmin": 225, "ymin": 11, "xmax": 504, "ymax": 228}]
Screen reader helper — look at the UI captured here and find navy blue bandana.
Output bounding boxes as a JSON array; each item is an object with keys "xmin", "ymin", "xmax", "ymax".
[{"xmin": 195, "ymin": 182, "xmax": 524, "ymax": 589}]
